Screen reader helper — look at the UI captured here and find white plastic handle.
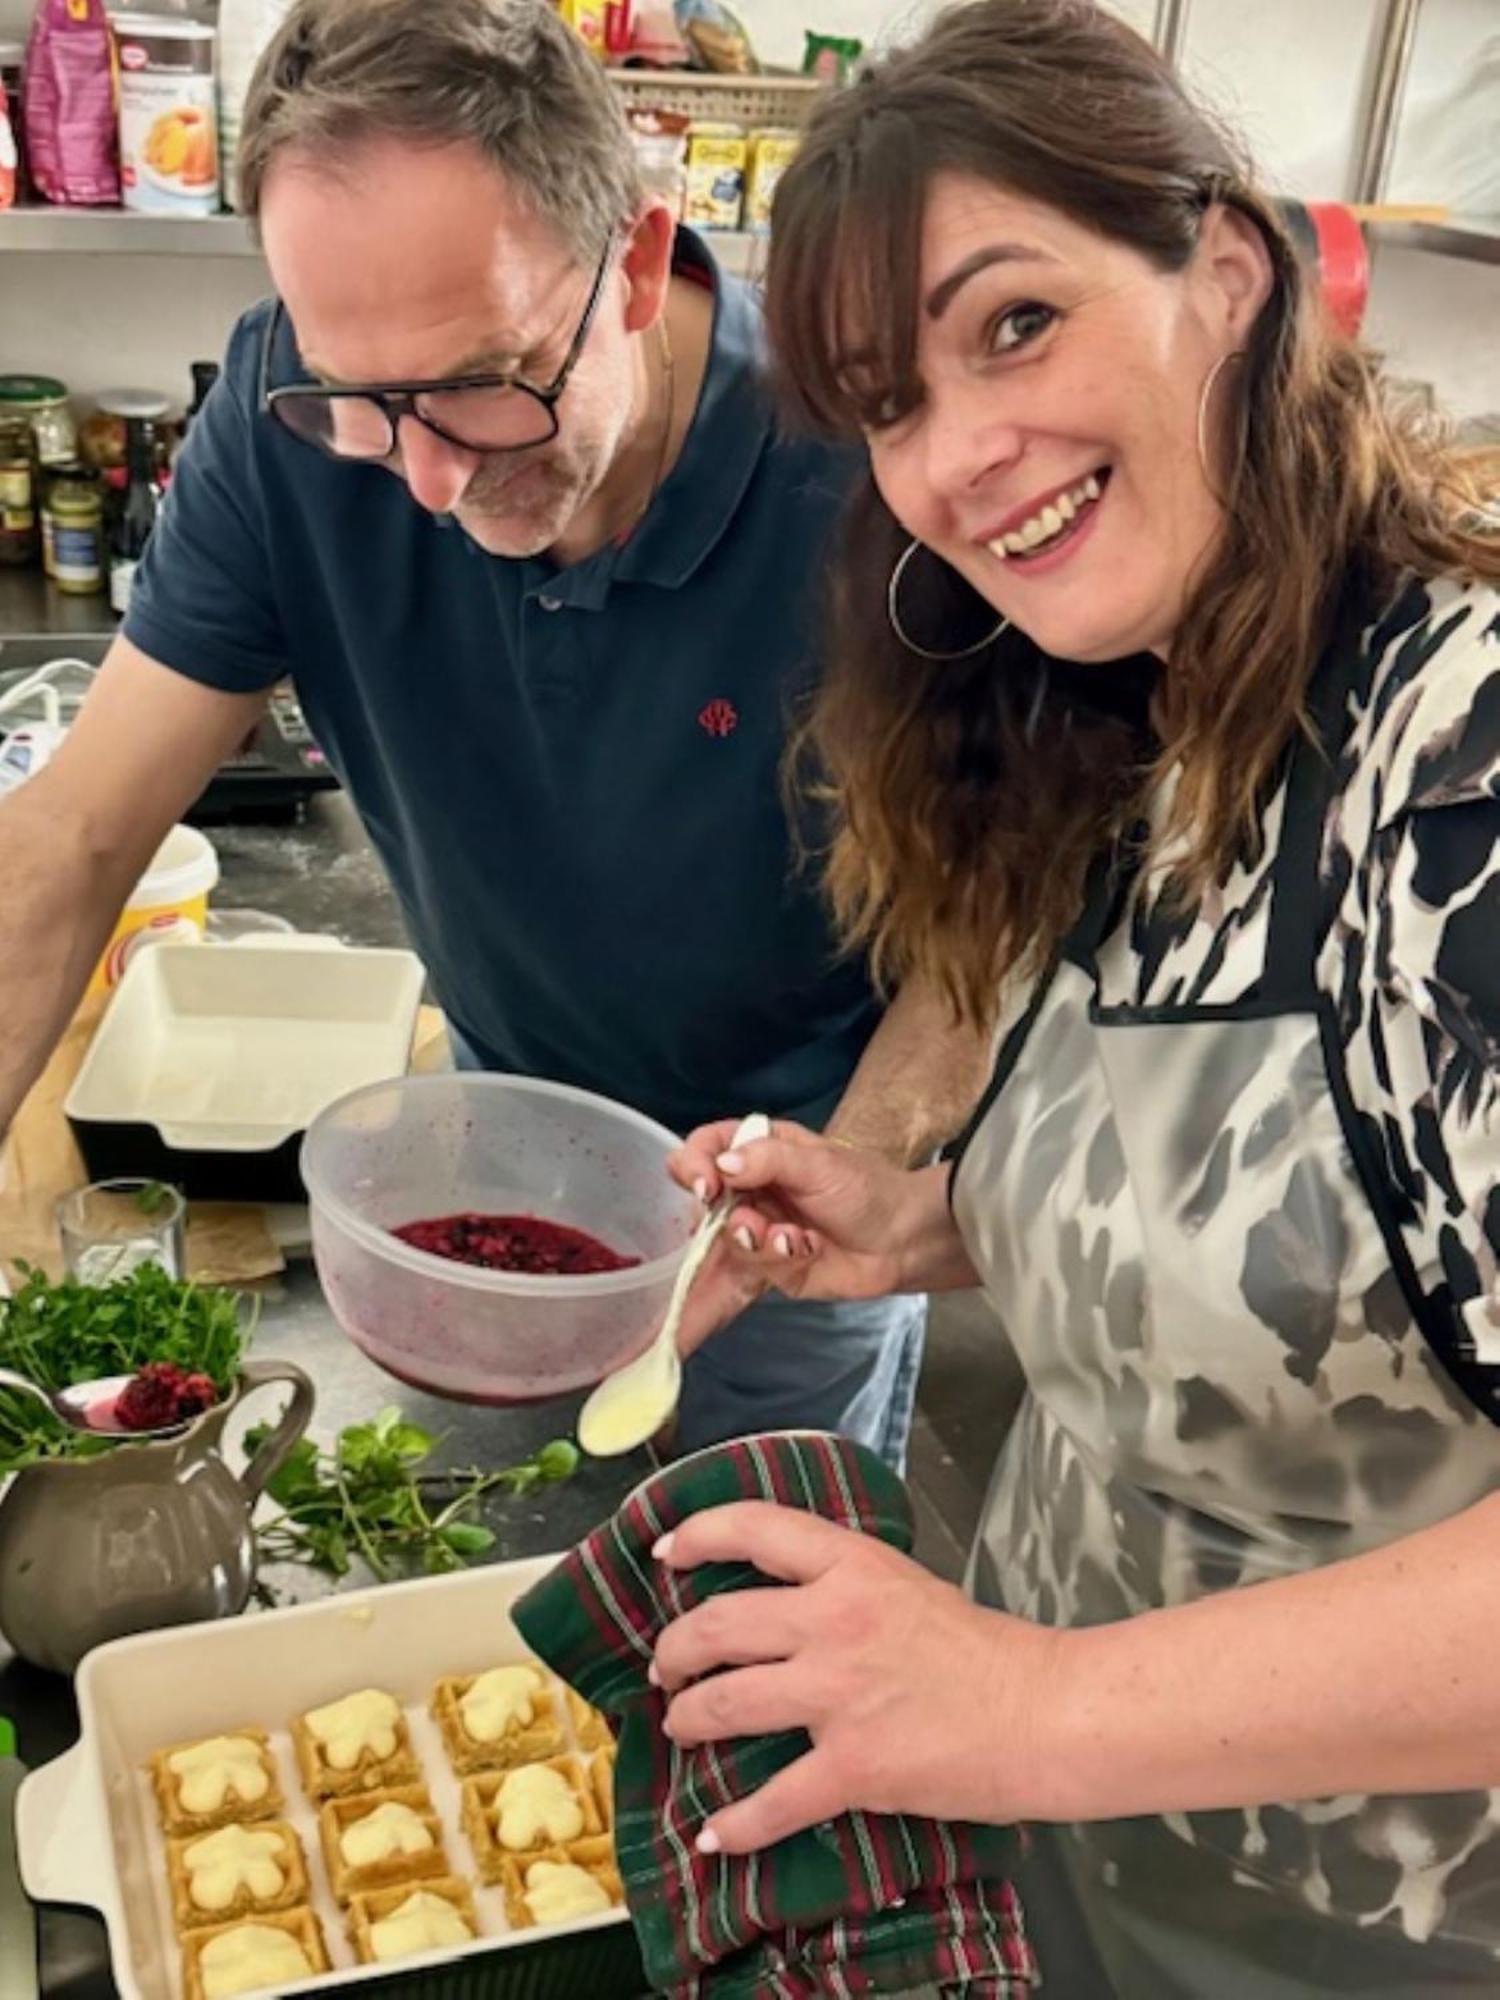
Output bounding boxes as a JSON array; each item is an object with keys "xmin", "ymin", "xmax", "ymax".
[{"xmin": 16, "ymin": 1742, "xmax": 114, "ymax": 1914}]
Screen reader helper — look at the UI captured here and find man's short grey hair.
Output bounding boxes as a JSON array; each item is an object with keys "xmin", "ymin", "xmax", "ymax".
[{"xmin": 239, "ymin": 0, "xmax": 643, "ymax": 260}]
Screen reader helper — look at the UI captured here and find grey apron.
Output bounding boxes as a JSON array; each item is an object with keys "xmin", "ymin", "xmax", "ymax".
[{"xmin": 951, "ymin": 650, "xmax": 1500, "ymax": 1997}]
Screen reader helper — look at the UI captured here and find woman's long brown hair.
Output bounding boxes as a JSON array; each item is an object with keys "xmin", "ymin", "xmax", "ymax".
[{"xmin": 768, "ymin": 0, "xmax": 1500, "ymax": 1028}]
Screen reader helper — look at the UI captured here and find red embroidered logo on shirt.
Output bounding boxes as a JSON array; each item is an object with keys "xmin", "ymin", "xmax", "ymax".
[{"xmin": 698, "ymin": 699, "xmax": 739, "ymax": 738}]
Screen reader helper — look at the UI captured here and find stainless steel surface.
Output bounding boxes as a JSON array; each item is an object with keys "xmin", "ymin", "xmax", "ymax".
[
  {"xmin": 1152, "ymin": 0, "xmax": 1192, "ymax": 67},
  {"xmin": 1, "ymin": 1262, "xmax": 654, "ymax": 1998},
  {"xmin": 1353, "ymin": 0, "xmax": 1423, "ymax": 205},
  {"xmin": 0, "ymin": 572, "xmax": 116, "ymax": 643},
  {"xmin": 1365, "ymin": 216, "xmax": 1500, "ymax": 266},
  {"xmin": 0, "ymin": 208, "xmax": 264, "ymax": 257}
]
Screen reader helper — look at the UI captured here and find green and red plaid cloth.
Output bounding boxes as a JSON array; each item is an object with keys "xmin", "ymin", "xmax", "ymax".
[{"xmin": 512, "ymin": 1432, "xmax": 1036, "ymax": 1999}]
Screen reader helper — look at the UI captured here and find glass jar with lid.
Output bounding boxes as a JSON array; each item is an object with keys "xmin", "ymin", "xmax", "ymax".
[
  {"xmin": 0, "ymin": 375, "xmax": 79, "ymax": 469},
  {"xmin": 0, "ymin": 411, "xmax": 39, "ymax": 567},
  {"xmin": 41, "ymin": 465, "xmax": 105, "ymax": 595}
]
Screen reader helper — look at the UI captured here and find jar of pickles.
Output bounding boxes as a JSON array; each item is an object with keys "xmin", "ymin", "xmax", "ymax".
[
  {"xmin": 41, "ymin": 466, "xmax": 105, "ymax": 595},
  {"xmin": 0, "ymin": 375, "xmax": 80, "ymax": 469},
  {"xmin": 0, "ymin": 412, "xmax": 38, "ymax": 567}
]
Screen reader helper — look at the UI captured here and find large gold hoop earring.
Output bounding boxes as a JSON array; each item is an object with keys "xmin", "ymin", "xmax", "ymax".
[
  {"xmin": 1196, "ymin": 349, "xmax": 1246, "ymax": 489},
  {"xmin": 887, "ymin": 538, "xmax": 1010, "ymax": 661}
]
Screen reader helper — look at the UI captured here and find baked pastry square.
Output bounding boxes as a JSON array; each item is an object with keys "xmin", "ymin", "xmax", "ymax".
[
  {"xmin": 169, "ymin": 1820, "xmax": 307, "ymax": 1934},
  {"xmin": 291, "ymin": 1687, "xmax": 420, "ymax": 1801},
  {"xmin": 319, "ymin": 1784, "xmax": 448, "ymax": 1904},
  {"xmin": 500, "ymin": 1837, "xmax": 624, "ymax": 1932},
  {"xmin": 181, "ymin": 1906, "xmax": 327, "ymax": 2000},
  {"xmin": 431, "ymin": 1663, "xmax": 563, "ymax": 1776},
  {"xmin": 150, "ymin": 1730, "xmax": 282, "ymax": 1838},
  {"xmin": 347, "ymin": 1875, "xmax": 479, "ymax": 1966},
  {"xmin": 460, "ymin": 1756, "xmax": 602, "ymax": 1884},
  {"xmin": 564, "ymin": 1686, "xmax": 612, "ymax": 1753},
  {"xmin": 589, "ymin": 1745, "xmax": 617, "ymax": 1834}
]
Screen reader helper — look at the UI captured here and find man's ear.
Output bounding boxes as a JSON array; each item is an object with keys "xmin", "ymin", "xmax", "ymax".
[{"xmin": 620, "ymin": 201, "xmax": 677, "ymax": 334}]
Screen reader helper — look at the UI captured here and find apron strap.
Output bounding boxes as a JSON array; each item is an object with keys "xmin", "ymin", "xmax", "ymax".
[
  {"xmin": 944, "ymin": 841, "xmax": 1137, "ymax": 1203},
  {"xmin": 1258, "ymin": 588, "xmax": 1369, "ymax": 1008}
]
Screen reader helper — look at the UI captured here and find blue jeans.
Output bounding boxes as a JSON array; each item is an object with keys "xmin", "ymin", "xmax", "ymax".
[
  {"xmin": 678, "ymin": 1289, "xmax": 927, "ymax": 1474},
  {"xmin": 446, "ymin": 1027, "xmax": 925, "ymax": 1472}
]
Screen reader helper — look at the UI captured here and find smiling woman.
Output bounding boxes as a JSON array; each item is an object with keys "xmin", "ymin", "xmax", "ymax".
[{"xmin": 765, "ymin": 1, "xmax": 1499, "ymax": 1024}]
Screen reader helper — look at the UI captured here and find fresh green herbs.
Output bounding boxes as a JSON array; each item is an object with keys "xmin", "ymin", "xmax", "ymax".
[
  {"xmin": 248, "ymin": 1405, "xmax": 579, "ymax": 1583},
  {"xmin": 134, "ymin": 1181, "xmax": 174, "ymax": 1217},
  {"xmin": 0, "ymin": 1262, "xmax": 253, "ymax": 1471}
]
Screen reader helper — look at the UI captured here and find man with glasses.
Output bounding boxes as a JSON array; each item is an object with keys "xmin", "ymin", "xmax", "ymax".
[{"xmin": 0, "ymin": 0, "xmax": 985, "ymax": 1470}]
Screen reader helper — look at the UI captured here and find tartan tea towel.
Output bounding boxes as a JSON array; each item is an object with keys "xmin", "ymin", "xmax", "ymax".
[{"xmin": 512, "ymin": 1431, "xmax": 1036, "ymax": 1999}]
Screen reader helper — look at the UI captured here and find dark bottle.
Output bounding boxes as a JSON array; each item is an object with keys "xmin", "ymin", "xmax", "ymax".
[
  {"xmin": 109, "ymin": 417, "xmax": 162, "ymax": 618},
  {"xmin": 187, "ymin": 361, "xmax": 220, "ymax": 418}
]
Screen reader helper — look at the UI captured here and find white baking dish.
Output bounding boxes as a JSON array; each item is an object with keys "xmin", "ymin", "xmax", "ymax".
[
  {"xmin": 17, "ymin": 1560, "xmax": 643, "ymax": 2000},
  {"xmin": 64, "ymin": 942, "xmax": 426, "ymax": 1202}
]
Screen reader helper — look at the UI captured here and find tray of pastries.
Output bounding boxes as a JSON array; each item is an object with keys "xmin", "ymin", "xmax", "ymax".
[{"xmin": 15, "ymin": 1560, "xmax": 642, "ymax": 2000}]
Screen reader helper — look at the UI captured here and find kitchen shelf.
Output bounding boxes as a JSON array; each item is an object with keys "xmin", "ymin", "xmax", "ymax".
[
  {"xmin": 1364, "ymin": 217, "xmax": 1500, "ymax": 267},
  {"xmin": 0, "ymin": 565, "xmax": 117, "ymax": 642},
  {"xmin": 0, "ymin": 203, "xmax": 767, "ymax": 274},
  {"xmin": 0, "ymin": 206, "xmax": 261, "ymax": 255},
  {"xmin": 607, "ymin": 66, "xmax": 821, "ymax": 126}
]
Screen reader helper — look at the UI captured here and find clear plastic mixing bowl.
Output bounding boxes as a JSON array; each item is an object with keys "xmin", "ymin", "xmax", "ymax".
[{"xmin": 301, "ymin": 1074, "xmax": 698, "ymax": 1403}]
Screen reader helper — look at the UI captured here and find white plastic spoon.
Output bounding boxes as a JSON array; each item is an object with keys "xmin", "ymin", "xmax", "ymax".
[{"xmin": 577, "ymin": 1113, "xmax": 771, "ymax": 1458}]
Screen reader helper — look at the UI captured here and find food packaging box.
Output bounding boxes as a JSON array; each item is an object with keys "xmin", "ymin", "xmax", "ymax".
[
  {"xmin": 17, "ymin": 1558, "xmax": 646, "ymax": 1999},
  {"xmin": 744, "ymin": 127, "xmax": 799, "ymax": 234},
  {"xmin": 684, "ymin": 123, "xmax": 746, "ymax": 231},
  {"xmin": 558, "ymin": 0, "xmax": 605, "ymax": 59},
  {"xmin": 65, "ymin": 942, "xmax": 425, "ymax": 1202}
]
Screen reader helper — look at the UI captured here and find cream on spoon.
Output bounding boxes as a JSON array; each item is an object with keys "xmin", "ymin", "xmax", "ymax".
[{"xmin": 577, "ymin": 1113, "xmax": 770, "ymax": 1458}]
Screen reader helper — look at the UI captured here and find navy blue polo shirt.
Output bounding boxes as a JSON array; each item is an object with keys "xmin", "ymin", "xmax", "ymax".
[{"xmin": 124, "ymin": 231, "xmax": 879, "ymax": 1137}]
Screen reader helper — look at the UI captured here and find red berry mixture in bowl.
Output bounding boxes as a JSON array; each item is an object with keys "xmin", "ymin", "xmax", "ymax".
[
  {"xmin": 302, "ymin": 1074, "xmax": 698, "ymax": 1405},
  {"xmin": 391, "ymin": 1213, "xmax": 639, "ymax": 1276}
]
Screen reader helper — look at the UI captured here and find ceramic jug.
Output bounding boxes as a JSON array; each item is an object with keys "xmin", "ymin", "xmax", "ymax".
[{"xmin": 0, "ymin": 1357, "xmax": 314, "ymax": 1673}]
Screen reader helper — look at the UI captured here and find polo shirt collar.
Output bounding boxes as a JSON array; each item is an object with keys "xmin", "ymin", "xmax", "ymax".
[
  {"xmin": 612, "ymin": 227, "xmax": 772, "ymax": 591},
  {"xmin": 516, "ymin": 228, "xmax": 773, "ymax": 610}
]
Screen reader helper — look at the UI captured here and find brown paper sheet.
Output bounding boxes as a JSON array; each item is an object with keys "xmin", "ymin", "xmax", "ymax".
[{"xmin": 0, "ymin": 998, "xmax": 449, "ymax": 1287}]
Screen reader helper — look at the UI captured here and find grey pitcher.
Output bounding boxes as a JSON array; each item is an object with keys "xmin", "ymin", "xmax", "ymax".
[{"xmin": 0, "ymin": 1358, "xmax": 314, "ymax": 1673}]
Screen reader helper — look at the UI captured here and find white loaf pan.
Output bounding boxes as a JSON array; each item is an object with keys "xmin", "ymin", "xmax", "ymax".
[
  {"xmin": 64, "ymin": 942, "xmax": 426, "ymax": 1202},
  {"xmin": 17, "ymin": 1560, "xmax": 645, "ymax": 2000}
]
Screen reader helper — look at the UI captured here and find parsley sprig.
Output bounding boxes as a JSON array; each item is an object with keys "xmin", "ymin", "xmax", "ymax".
[
  {"xmin": 248, "ymin": 1406, "xmax": 579, "ymax": 1582},
  {"xmin": 0, "ymin": 1262, "xmax": 252, "ymax": 1472}
]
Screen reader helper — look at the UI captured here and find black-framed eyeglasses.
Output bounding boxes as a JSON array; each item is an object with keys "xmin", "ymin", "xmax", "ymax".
[{"xmin": 260, "ymin": 235, "xmax": 617, "ymax": 461}]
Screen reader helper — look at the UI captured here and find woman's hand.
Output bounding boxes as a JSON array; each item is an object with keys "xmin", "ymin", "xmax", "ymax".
[
  {"xmin": 650, "ymin": 1501, "xmax": 1062, "ymax": 1853},
  {"xmin": 665, "ymin": 1121, "xmax": 964, "ymax": 1356}
]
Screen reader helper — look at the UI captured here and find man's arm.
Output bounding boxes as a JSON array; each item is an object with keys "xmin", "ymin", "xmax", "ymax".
[
  {"xmin": 0, "ymin": 637, "xmax": 268, "ymax": 1133},
  {"xmin": 822, "ymin": 976, "xmax": 993, "ymax": 1164}
]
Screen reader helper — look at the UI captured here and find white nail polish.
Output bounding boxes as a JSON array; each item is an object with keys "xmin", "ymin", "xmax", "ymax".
[
  {"xmin": 697, "ymin": 1827, "xmax": 722, "ymax": 1856},
  {"xmin": 735, "ymin": 1226, "xmax": 756, "ymax": 1252},
  {"xmin": 693, "ymin": 1177, "xmax": 709, "ymax": 1204},
  {"xmin": 773, "ymin": 1232, "xmax": 791, "ymax": 1257}
]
